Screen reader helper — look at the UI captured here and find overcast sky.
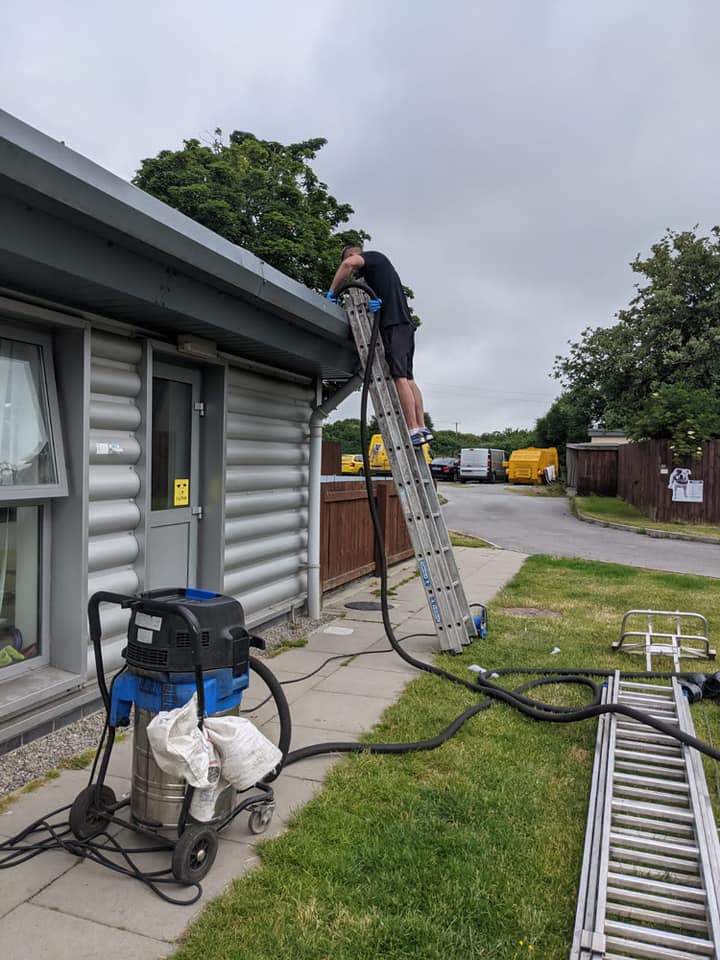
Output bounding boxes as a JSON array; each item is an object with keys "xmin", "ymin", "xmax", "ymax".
[{"xmin": 4, "ymin": 1, "xmax": 720, "ymax": 434}]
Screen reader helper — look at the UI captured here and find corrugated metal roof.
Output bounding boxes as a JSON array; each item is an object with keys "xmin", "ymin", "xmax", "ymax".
[{"xmin": 0, "ymin": 110, "xmax": 358, "ymax": 379}]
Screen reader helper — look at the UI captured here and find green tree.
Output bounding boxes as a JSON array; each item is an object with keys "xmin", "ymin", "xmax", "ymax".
[
  {"xmin": 535, "ymin": 396, "xmax": 591, "ymax": 463},
  {"xmin": 134, "ymin": 129, "xmax": 369, "ymax": 292},
  {"xmin": 553, "ymin": 226, "xmax": 720, "ymax": 460}
]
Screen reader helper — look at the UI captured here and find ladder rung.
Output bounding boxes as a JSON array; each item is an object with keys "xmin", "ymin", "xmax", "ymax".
[
  {"xmin": 605, "ymin": 920, "xmax": 714, "ymax": 956},
  {"xmin": 606, "ymin": 884, "xmax": 707, "ymax": 919},
  {"xmin": 613, "ymin": 772, "xmax": 689, "ymax": 794},
  {"xmin": 612, "ymin": 812, "xmax": 695, "ymax": 838},
  {"xmin": 610, "ymin": 829, "xmax": 698, "ymax": 858},
  {"xmin": 608, "ymin": 859, "xmax": 703, "ymax": 886},
  {"xmin": 609, "ymin": 844, "xmax": 699, "ymax": 873},
  {"xmin": 606, "ymin": 900, "xmax": 709, "ymax": 934},
  {"xmin": 612, "ymin": 798, "xmax": 694, "ymax": 822},
  {"xmin": 606, "ymin": 870, "xmax": 704, "ymax": 900}
]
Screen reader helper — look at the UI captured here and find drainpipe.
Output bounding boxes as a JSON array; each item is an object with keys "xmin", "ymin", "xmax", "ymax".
[{"xmin": 307, "ymin": 374, "xmax": 363, "ymax": 619}]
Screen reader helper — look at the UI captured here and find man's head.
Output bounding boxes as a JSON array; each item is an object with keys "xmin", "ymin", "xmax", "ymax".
[{"xmin": 341, "ymin": 244, "xmax": 362, "ymax": 261}]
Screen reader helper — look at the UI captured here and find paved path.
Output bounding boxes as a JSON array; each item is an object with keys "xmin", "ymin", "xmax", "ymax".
[
  {"xmin": 441, "ymin": 483, "xmax": 719, "ymax": 578},
  {"xmin": 0, "ymin": 547, "xmax": 525, "ymax": 959}
]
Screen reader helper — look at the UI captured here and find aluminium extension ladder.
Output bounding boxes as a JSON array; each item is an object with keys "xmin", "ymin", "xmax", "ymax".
[
  {"xmin": 570, "ymin": 671, "xmax": 720, "ymax": 959},
  {"xmin": 342, "ymin": 288, "xmax": 477, "ymax": 653}
]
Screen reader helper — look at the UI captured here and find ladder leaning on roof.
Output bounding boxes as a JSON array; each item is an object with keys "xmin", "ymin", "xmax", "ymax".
[{"xmin": 341, "ymin": 286, "xmax": 477, "ymax": 654}]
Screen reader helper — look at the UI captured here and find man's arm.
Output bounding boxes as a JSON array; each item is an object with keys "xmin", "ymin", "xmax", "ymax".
[{"xmin": 328, "ymin": 253, "xmax": 365, "ymax": 295}]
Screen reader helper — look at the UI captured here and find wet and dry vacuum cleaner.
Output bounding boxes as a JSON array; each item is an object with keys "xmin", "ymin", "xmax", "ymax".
[{"xmin": 69, "ymin": 587, "xmax": 291, "ymax": 886}]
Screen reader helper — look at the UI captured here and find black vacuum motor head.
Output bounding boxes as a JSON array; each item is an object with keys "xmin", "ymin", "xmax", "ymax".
[{"xmin": 123, "ymin": 588, "xmax": 251, "ymax": 677}]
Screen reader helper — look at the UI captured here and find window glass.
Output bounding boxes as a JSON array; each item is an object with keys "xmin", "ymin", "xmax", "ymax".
[
  {"xmin": 0, "ymin": 506, "xmax": 41, "ymax": 670},
  {"xmin": 151, "ymin": 378, "xmax": 192, "ymax": 510},
  {"xmin": 0, "ymin": 337, "xmax": 57, "ymax": 487}
]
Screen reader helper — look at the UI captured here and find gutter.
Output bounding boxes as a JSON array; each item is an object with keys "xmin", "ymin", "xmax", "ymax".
[{"xmin": 306, "ymin": 374, "xmax": 363, "ymax": 619}]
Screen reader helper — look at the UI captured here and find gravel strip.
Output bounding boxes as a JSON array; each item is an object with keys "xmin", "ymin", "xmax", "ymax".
[{"xmin": 0, "ymin": 611, "xmax": 332, "ymax": 799}]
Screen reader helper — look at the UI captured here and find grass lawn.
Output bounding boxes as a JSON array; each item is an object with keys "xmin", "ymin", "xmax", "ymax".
[
  {"xmin": 506, "ymin": 481, "xmax": 567, "ymax": 498},
  {"xmin": 173, "ymin": 556, "xmax": 720, "ymax": 960},
  {"xmin": 575, "ymin": 494, "xmax": 720, "ymax": 539}
]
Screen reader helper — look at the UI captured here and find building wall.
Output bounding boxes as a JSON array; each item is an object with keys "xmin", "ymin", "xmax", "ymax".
[
  {"xmin": 87, "ymin": 330, "xmax": 144, "ymax": 673},
  {"xmin": 0, "ymin": 301, "xmax": 318, "ymax": 745},
  {"xmin": 223, "ymin": 367, "xmax": 312, "ymax": 625}
]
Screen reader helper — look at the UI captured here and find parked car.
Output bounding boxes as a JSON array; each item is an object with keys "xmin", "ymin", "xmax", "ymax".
[
  {"xmin": 459, "ymin": 448, "xmax": 507, "ymax": 483},
  {"xmin": 430, "ymin": 456, "xmax": 460, "ymax": 481},
  {"xmin": 341, "ymin": 454, "xmax": 365, "ymax": 475}
]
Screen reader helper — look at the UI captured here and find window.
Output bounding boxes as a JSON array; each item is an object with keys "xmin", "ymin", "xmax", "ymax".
[
  {"xmin": 151, "ymin": 377, "xmax": 192, "ymax": 510},
  {"xmin": 0, "ymin": 334, "xmax": 67, "ymax": 499},
  {"xmin": 0, "ymin": 505, "xmax": 42, "ymax": 670},
  {"xmin": 0, "ymin": 325, "xmax": 66, "ymax": 678}
]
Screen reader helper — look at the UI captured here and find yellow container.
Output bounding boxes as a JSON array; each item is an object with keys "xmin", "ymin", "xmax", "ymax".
[
  {"xmin": 368, "ymin": 433, "xmax": 431, "ymax": 473},
  {"xmin": 506, "ymin": 447, "xmax": 559, "ymax": 485}
]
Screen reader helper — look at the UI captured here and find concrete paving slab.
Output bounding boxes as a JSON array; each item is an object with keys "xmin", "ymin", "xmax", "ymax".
[
  {"xmin": 0, "ymin": 848, "xmax": 78, "ymax": 919},
  {"xmin": 314, "ymin": 666, "xmax": 415, "ymax": 700},
  {"xmin": 258, "ymin": 647, "xmax": 339, "ymax": 677},
  {"xmin": 288, "ymin": 689, "xmax": 394, "ymax": 734},
  {"xmin": 304, "ymin": 629, "xmax": 382, "ymax": 655},
  {"xmin": 32, "ymin": 832, "xmax": 258, "ymax": 942},
  {"xmin": 219, "ymin": 773, "xmax": 322, "ymax": 843},
  {"xmin": 0, "ymin": 902, "xmax": 171, "ymax": 959},
  {"xmin": 262, "ymin": 721, "xmax": 357, "ymax": 782},
  {"xmin": 344, "ymin": 649, "xmax": 417, "ymax": 674},
  {"xmin": 0, "ymin": 770, "xmax": 131, "ymax": 836}
]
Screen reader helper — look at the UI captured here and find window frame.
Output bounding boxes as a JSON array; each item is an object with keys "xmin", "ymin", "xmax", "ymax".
[
  {"xmin": 0, "ymin": 502, "xmax": 51, "ymax": 680},
  {"xmin": 0, "ymin": 323, "xmax": 69, "ymax": 501}
]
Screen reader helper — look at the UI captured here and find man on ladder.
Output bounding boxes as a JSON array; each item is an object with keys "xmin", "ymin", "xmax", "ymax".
[{"xmin": 326, "ymin": 245, "xmax": 433, "ymax": 447}]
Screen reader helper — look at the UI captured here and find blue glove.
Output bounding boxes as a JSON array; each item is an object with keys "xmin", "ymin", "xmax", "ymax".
[
  {"xmin": 325, "ymin": 289, "xmax": 337, "ymax": 302},
  {"xmin": 368, "ymin": 298, "xmax": 383, "ymax": 313}
]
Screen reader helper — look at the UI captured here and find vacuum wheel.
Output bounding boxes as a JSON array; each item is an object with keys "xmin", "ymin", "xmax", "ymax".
[
  {"xmin": 248, "ymin": 802, "xmax": 275, "ymax": 835},
  {"xmin": 172, "ymin": 824, "xmax": 218, "ymax": 884},
  {"xmin": 69, "ymin": 784, "xmax": 116, "ymax": 840}
]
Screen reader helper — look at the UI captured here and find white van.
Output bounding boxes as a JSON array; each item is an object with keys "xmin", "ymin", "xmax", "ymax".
[{"xmin": 459, "ymin": 448, "xmax": 507, "ymax": 483}]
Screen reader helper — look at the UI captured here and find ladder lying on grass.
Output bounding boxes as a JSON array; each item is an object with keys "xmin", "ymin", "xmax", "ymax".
[
  {"xmin": 570, "ymin": 670, "xmax": 720, "ymax": 959},
  {"xmin": 342, "ymin": 287, "xmax": 477, "ymax": 654}
]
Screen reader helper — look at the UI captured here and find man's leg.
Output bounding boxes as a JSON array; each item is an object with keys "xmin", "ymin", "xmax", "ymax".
[
  {"xmin": 395, "ymin": 377, "xmax": 421, "ymax": 430},
  {"xmin": 409, "ymin": 380, "xmax": 425, "ymax": 428}
]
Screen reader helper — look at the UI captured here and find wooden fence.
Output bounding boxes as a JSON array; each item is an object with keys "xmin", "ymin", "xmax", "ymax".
[
  {"xmin": 617, "ymin": 439, "xmax": 720, "ymax": 523},
  {"xmin": 320, "ymin": 479, "xmax": 413, "ymax": 591}
]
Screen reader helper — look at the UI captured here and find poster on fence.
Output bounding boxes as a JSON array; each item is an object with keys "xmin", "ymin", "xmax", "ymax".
[{"xmin": 668, "ymin": 468, "xmax": 704, "ymax": 502}]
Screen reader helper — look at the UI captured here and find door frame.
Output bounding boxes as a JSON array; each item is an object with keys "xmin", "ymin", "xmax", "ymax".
[{"xmin": 147, "ymin": 361, "xmax": 202, "ymax": 590}]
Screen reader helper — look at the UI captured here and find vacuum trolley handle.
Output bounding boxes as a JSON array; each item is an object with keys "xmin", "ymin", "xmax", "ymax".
[{"xmin": 88, "ymin": 591, "xmax": 139, "ymax": 712}]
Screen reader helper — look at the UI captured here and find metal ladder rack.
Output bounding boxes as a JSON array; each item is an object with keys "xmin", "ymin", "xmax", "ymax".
[
  {"xmin": 342, "ymin": 288, "xmax": 476, "ymax": 653},
  {"xmin": 570, "ymin": 671, "xmax": 720, "ymax": 959}
]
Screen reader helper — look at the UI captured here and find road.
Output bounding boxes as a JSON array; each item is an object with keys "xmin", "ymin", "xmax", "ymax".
[{"xmin": 440, "ymin": 483, "xmax": 719, "ymax": 578}]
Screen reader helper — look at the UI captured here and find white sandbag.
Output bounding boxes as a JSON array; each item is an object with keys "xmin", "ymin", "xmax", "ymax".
[
  {"xmin": 146, "ymin": 693, "xmax": 212, "ymax": 788},
  {"xmin": 205, "ymin": 715, "xmax": 283, "ymax": 791},
  {"xmin": 189, "ymin": 749, "xmax": 227, "ymax": 823}
]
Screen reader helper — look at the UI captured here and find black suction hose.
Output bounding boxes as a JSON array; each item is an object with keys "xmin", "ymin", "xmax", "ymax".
[{"xmin": 285, "ymin": 282, "xmax": 720, "ymax": 767}]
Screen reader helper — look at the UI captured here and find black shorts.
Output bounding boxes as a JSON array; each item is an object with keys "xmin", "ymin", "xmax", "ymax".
[{"xmin": 380, "ymin": 323, "xmax": 415, "ymax": 379}]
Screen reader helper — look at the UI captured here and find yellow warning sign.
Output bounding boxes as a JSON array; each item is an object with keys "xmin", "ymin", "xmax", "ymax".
[{"xmin": 174, "ymin": 478, "xmax": 189, "ymax": 506}]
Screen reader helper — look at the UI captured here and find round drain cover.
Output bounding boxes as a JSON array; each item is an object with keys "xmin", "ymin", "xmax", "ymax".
[{"xmin": 344, "ymin": 601, "xmax": 392, "ymax": 611}]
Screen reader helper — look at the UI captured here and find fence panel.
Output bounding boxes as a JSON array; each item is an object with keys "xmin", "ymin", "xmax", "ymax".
[
  {"xmin": 617, "ymin": 439, "xmax": 720, "ymax": 523},
  {"xmin": 375, "ymin": 482, "xmax": 414, "ymax": 566},
  {"xmin": 577, "ymin": 448, "xmax": 618, "ymax": 496},
  {"xmin": 320, "ymin": 479, "xmax": 413, "ymax": 591}
]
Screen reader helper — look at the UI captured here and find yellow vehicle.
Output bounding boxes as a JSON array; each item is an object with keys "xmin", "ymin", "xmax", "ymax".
[
  {"xmin": 368, "ymin": 433, "xmax": 431, "ymax": 473},
  {"xmin": 341, "ymin": 453, "xmax": 366, "ymax": 475},
  {"xmin": 505, "ymin": 446, "xmax": 559, "ymax": 485}
]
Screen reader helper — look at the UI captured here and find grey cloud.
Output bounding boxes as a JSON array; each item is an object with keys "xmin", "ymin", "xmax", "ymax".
[{"xmin": 3, "ymin": 0, "xmax": 720, "ymax": 433}]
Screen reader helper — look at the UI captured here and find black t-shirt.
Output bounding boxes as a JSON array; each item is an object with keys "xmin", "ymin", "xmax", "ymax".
[{"xmin": 358, "ymin": 251, "xmax": 413, "ymax": 328}]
